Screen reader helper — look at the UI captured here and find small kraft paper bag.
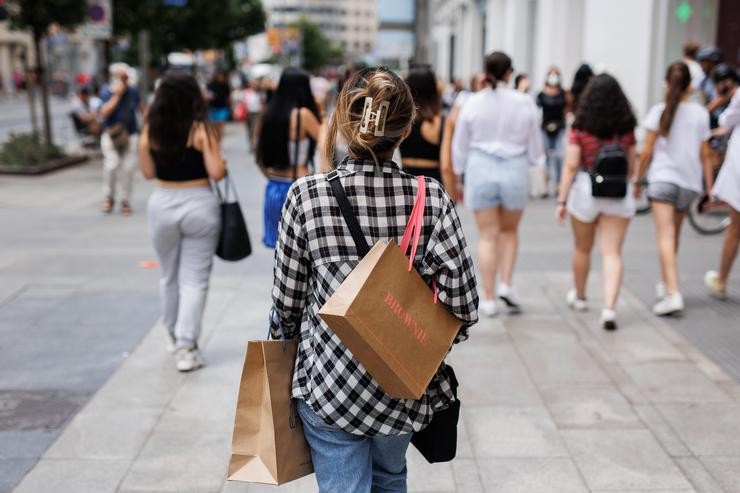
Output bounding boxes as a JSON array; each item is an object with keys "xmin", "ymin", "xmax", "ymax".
[
  {"xmin": 227, "ymin": 339, "xmax": 313, "ymax": 485},
  {"xmin": 319, "ymin": 173, "xmax": 463, "ymax": 399}
]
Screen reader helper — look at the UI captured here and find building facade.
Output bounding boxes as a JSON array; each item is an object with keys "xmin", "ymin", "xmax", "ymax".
[
  {"xmin": 262, "ymin": 0, "xmax": 379, "ymax": 58},
  {"xmin": 428, "ymin": 0, "xmax": 735, "ymax": 117}
]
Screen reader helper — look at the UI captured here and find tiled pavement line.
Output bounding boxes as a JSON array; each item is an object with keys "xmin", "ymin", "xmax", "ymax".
[
  {"xmin": 538, "ymin": 271, "xmax": 738, "ymax": 493},
  {"xmin": 13, "ymin": 270, "xmax": 740, "ymax": 492}
]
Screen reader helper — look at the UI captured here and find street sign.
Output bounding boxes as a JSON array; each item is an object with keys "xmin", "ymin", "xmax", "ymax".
[{"xmin": 82, "ymin": 0, "xmax": 112, "ymax": 40}]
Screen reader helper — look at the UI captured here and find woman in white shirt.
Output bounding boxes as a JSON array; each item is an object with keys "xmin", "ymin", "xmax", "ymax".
[
  {"xmin": 453, "ymin": 51, "xmax": 545, "ymax": 316},
  {"xmin": 705, "ymin": 89, "xmax": 740, "ymax": 298},
  {"xmin": 634, "ymin": 62, "xmax": 714, "ymax": 315}
]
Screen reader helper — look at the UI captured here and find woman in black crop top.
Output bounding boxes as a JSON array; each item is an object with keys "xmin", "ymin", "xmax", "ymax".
[
  {"xmin": 139, "ymin": 70, "xmax": 226, "ymax": 373},
  {"xmin": 400, "ymin": 66, "xmax": 444, "ymax": 182}
]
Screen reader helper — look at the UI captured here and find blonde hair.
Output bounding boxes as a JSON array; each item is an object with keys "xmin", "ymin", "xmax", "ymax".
[{"xmin": 324, "ymin": 67, "xmax": 415, "ymax": 166}]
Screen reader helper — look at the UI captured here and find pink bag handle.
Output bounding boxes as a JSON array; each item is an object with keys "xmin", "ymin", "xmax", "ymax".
[
  {"xmin": 400, "ymin": 176, "xmax": 426, "ymax": 271},
  {"xmin": 399, "ymin": 176, "xmax": 438, "ymax": 304}
]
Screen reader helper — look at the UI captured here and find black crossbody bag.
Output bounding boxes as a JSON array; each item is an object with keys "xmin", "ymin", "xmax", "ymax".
[{"xmin": 326, "ymin": 168, "xmax": 460, "ymax": 464}]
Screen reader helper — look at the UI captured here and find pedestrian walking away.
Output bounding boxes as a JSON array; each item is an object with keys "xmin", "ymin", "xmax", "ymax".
[
  {"xmin": 634, "ymin": 62, "xmax": 714, "ymax": 316},
  {"xmin": 256, "ymin": 67, "xmax": 321, "ymax": 248},
  {"xmin": 556, "ymin": 73, "xmax": 638, "ymax": 331},
  {"xmin": 537, "ymin": 66, "xmax": 567, "ymax": 189},
  {"xmin": 440, "ymin": 73, "xmax": 486, "ymax": 200},
  {"xmin": 139, "ymin": 70, "xmax": 226, "ymax": 372},
  {"xmin": 98, "ymin": 63, "xmax": 145, "ymax": 215},
  {"xmin": 453, "ymin": 51, "xmax": 545, "ymax": 317},
  {"xmin": 400, "ymin": 65, "xmax": 445, "ymax": 182},
  {"xmin": 706, "ymin": 87, "xmax": 740, "ymax": 299},
  {"xmin": 270, "ymin": 66, "xmax": 478, "ymax": 493},
  {"xmin": 206, "ymin": 69, "xmax": 231, "ymax": 142},
  {"xmin": 566, "ymin": 63, "xmax": 594, "ymax": 115}
]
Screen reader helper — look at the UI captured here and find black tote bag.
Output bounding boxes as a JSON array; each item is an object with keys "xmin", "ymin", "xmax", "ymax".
[
  {"xmin": 411, "ymin": 364, "xmax": 460, "ymax": 463},
  {"xmin": 214, "ymin": 173, "xmax": 252, "ymax": 261}
]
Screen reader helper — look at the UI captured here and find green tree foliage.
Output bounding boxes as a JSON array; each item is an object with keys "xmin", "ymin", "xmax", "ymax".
[
  {"xmin": 292, "ymin": 17, "xmax": 343, "ymax": 71},
  {"xmin": 8, "ymin": 0, "xmax": 87, "ymax": 146},
  {"xmin": 114, "ymin": 0, "xmax": 266, "ymax": 60}
]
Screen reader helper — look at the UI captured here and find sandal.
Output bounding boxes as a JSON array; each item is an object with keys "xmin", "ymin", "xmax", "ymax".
[
  {"xmin": 120, "ymin": 201, "xmax": 132, "ymax": 215},
  {"xmin": 101, "ymin": 196, "xmax": 114, "ymax": 214}
]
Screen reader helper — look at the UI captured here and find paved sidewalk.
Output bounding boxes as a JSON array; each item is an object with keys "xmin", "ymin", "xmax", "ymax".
[
  {"xmin": 5, "ymin": 123, "xmax": 740, "ymax": 492},
  {"xmin": 11, "ymin": 215, "xmax": 740, "ymax": 491}
]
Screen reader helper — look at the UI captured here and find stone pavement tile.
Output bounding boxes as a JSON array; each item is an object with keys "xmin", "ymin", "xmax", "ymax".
[
  {"xmin": 476, "ymin": 457, "xmax": 588, "ymax": 493},
  {"xmin": 0, "ymin": 430, "xmax": 58, "ymax": 458},
  {"xmin": 11, "ymin": 458, "xmax": 130, "ymax": 493},
  {"xmin": 44, "ymin": 407, "xmax": 161, "ymax": 460},
  {"xmin": 657, "ymin": 403, "xmax": 740, "ymax": 456},
  {"xmin": 89, "ymin": 356, "xmax": 184, "ymax": 411},
  {"xmin": 455, "ymin": 417, "xmax": 474, "ymax": 459},
  {"xmin": 155, "ymin": 371, "xmax": 237, "ymax": 433},
  {"xmin": 633, "ymin": 405, "xmax": 693, "ymax": 458},
  {"xmin": 118, "ymin": 432, "xmax": 229, "ymax": 493},
  {"xmin": 464, "ymin": 407, "xmax": 568, "ymax": 458},
  {"xmin": 599, "ymin": 363, "xmax": 650, "ymax": 405},
  {"xmin": 512, "ymin": 335, "xmax": 612, "ymax": 388},
  {"xmin": 407, "ymin": 447, "xmax": 456, "ymax": 491},
  {"xmin": 0, "ymin": 459, "xmax": 35, "ymax": 493},
  {"xmin": 451, "ymin": 458, "xmax": 483, "ymax": 492},
  {"xmin": 563, "ymin": 429, "xmax": 693, "ymax": 491},
  {"xmin": 700, "ymin": 457, "xmax": 740, "ymax": 492},
  {"xmin": 675, "ymin": 458, "xmax": 726, "ymax": 493},
  {"xmin": 587, "ymin": 319, "xmax": 686, "ymax": 366},
  {"xmin": 623, "ymin": 362, "xmax": 733, "ymax": 404},
  {"xmin": 541, "ymin": 386, "xmax": 643, "ymax": 429},
  {"xmin": 448, "ymin": 339, "xmax": 542, "ymax": 407}
]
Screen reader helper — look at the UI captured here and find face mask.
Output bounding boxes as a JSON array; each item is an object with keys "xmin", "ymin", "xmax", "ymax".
[{"xmin": 547, "ymin": 74, "xmax": 560, "ymax": 86}]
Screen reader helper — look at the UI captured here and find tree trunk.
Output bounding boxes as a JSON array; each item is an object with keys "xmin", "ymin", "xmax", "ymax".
[{"xmin": 33, "ymin": 30, "xmax": 53, "ymax": 146}]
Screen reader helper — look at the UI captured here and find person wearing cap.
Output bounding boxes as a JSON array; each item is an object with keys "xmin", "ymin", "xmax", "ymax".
[
  {"xmin": 709, "ymin": 63, "xmax": 738, "ymax": 126},
  {"xmin": 98, "ymin": 63, "xmax": 146, "ymax": 215},
  {"xmin": 696, "ymin": 45, "xmax": 722, "ymax": 105}
]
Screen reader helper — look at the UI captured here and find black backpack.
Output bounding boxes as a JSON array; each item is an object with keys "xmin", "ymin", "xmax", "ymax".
[{"xmin": 590, "ymin": 137, "xmax": 628, "ymax": 198}]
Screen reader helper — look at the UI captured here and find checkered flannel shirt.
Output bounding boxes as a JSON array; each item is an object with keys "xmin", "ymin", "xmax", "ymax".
[{"xmin": 270, "ymin": 158, "xmax": 479, "ymax": 437}]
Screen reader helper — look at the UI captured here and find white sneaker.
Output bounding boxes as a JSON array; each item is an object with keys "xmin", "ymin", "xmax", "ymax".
[
  {"xmin": 175, "ymin": 348, "xmax": 205, "ymax": 372},
  {"xmin": 497, "ymin": 283, "xmax": 521, "ymax": 312},
  {"xmin": 704, "ymin": 271, "xmax": 727, "ymax": 300},
  {"xmin": 566, "ymin": 289, "xmax": 588, "ymax": 312},
  {"xmin": 653, "ymin": 292, "xmax": 684, "ymax": 316},
  {"xmin": 165, "ymin": 338, "xmax": 177, "ymax": 354},
  {"xmin": 479, "ymin": 299, "xmax": 499, "ymax": 318},
  {"xmin": 655, "ymin": 281, "xmax": 667, "ymax": 300},
  {"xmin": 599, "ymin": 308, "xmax": 617, "ymax": 331}
]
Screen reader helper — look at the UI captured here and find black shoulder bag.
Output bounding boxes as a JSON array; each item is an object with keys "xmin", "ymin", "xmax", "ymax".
[
  {"xmin": 326, "ymin": 169, "xmax": 460, "ymax": 464},
  {"xmin": 214, "ymin": 172, "xmax": 252, "ymax": 261},
  {"xmin": 590, "ymin": 136, "xmax": 628, "ymax": 198}
]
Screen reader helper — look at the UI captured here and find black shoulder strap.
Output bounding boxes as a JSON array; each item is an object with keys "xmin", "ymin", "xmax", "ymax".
[{"xmin": 326, "ymin": 171, "xmax": 370, "ymax": 257}]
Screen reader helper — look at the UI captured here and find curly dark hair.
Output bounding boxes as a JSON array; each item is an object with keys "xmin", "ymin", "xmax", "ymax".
[{"xmin": 573, "ymin": 74, "xmax": 636, "ymax": 138}]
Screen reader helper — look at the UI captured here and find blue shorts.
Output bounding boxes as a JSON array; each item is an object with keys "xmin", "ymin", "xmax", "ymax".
[
  {"xmin": 209, "ymin": 107, "xmax": 230, "ymax": 122},
  {"xmin": 263, "ymin": 178, "xmax": 293, "ymax": 248},
  {"xmin": 464, "ymin": 150, "xmax": 529, "ymax": 211}
]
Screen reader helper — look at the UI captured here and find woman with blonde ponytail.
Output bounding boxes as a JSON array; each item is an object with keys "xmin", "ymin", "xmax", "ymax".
[
  {"xmin": 634, "ymin": 62, "xmax": 715, "ymax": 316},
  {"xmin": 270, "ymin": 67, "xmax": 478, "ymax": 492}
]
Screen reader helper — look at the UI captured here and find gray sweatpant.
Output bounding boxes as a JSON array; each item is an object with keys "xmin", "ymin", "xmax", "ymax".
[{"xmin": 147, "ymin": 187, "xmax": 221, "ymax": 349}]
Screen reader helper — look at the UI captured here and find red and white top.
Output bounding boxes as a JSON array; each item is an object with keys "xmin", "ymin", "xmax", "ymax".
[{"xmin": 568, "ymin": 129, "xmax": 636, "ymax": 170}]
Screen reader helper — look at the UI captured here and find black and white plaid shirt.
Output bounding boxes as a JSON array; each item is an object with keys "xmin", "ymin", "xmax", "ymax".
[{"xmin": 271, "ymin": 158, "xmax": 478, "ymax": 437}]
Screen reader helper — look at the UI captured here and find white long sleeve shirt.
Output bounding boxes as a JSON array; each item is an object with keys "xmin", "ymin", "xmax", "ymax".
[{"xmin": 452, "ymin": 87, "xmax": 545, "ymax": 175}]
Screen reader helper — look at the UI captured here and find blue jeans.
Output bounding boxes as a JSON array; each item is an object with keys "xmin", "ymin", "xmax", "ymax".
[
  {"xmin": 262, "ymin": 178, "xmax": 292, "ymax": 248},
  {"xmin": 297, "ymin": 400, "xmax": 412, "ymax": 493},
  {"xmin": 543, "ymin": 129, "xmax": 564, "ymax": 185}
]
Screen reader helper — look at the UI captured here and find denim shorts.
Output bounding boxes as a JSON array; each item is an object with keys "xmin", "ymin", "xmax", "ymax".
[
  {"xmin": 209, "ymin": 106, "xmax": 230, "ymax": 122},
  {"xmin": 647, "ymin": 181, "xmax": 699, "ymax": 212},
  {"xmin": 464, "ymin": 150, "xmax": 529, "ymax": 211}
]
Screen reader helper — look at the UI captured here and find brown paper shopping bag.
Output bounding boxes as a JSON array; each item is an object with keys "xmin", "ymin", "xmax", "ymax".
[
  {"xmin": 227, "ymin": 339, "xmax": 313, "ymax": 485},
  {"xmin": 319, "ymin": 175, "xmax": 463, "ymax": 399}
]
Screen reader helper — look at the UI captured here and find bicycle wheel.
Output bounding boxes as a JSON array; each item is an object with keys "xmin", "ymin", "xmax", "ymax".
[{"xmin": 688, "ymin": 194, "xmax": 731, "ymax": 235}]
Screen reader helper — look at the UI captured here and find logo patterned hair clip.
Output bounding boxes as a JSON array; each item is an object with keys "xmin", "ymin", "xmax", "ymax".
[{"xmin": 359, "ymin": 97, "xmax": 390, "ymax": 137}]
